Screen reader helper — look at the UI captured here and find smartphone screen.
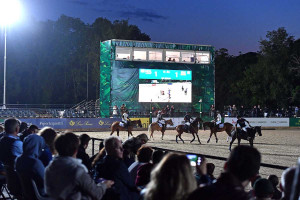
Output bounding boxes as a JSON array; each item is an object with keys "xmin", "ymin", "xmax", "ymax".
[
  {"xmin": 197, "ymin": 157, "xmax": 202, "ymax": 165},
  {"xmin": 186, "ymin": 154, "xmax": 197, "ymax": 166}
]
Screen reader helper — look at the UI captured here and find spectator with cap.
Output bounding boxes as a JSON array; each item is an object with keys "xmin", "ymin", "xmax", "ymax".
[
  {"xmin": 188, "ymin": 145, "xmax": 261, "ymax": 200},
  {"xmin": 45, "ymin": 132, "xmax": 113, "ymax": 200},
  {"xmin": 253, "ymin": 178, "xmax": 274, "ymax": 200}
]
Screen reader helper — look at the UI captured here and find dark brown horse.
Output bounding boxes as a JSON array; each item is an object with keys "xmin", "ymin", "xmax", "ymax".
[
  {"xmin": 148, "ymin": 119, "xmax": 174, "ymax": 140},
  {"xmin": 203, "ymin": 122, "xmax": 235, "ymax": 143},
  {"xmin": 175, "ymin": 117, "xmax": 203, "ymax": 144},
  {"xmin": 229, "ymin": 126, "xmax": 262, "ymax": 151},
  {"xmin": 110, "ymin": 119, "xmax": 143, "ymax": 138}
]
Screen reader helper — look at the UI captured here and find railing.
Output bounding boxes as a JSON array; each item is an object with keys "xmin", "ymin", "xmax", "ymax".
[{"xmin": 88, "ymin": 137, "xmax": 289, "ymax": 171}]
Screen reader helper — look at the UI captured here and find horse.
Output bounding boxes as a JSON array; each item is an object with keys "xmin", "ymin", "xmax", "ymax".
[
  {"xmin": 229, "ymin": 126, "xmax": 262, "ymax": 151},
  {"xmin": 110, "ymin": 119, "xmax": 143, "ymax": 138},
  {"xmin": 148, "ymin": 119, "xmax": 174, "ymax": 140},
  {"xmin": 175, "ymin": 117, "xmax": 203, "ymax": 144},
  {"xmin": 203, "ymin": 121, "xmax": 235, "ymax": 143}
]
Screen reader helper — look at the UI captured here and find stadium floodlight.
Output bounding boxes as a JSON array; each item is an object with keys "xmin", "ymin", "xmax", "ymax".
[{"xmin": 0, "ymin": 0, "xmax": 22, "ymax": 109}]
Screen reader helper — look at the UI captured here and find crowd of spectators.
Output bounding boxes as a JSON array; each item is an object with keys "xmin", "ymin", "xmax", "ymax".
[
  {"xmin": 211, "ymin": 105, "xmax": 299, "ymax": 118},
  {"xmin": 0, "ymin": 117, "xmax": 299, "ymax": 200}
]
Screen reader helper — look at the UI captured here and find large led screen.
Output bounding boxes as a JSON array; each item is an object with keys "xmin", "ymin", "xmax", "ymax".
[{"xmin": 139, "ymin": 82, "xmax": 192, "ymax": 102}]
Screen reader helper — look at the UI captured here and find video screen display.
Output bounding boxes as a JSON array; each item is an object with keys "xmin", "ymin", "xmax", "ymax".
[
  {"xmin": 139, "ymin": 69, "xmax": 192, "ymax": 80},
  {"xmin": 139, "ymin": 82, "xmax": 192, "ymax": 102}
]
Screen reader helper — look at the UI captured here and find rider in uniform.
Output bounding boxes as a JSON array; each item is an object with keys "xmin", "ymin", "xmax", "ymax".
[
  {"xmin": 156, "ymin": 110, "xmax": 166, "ymax": 129},
  {"xmin": 214, "ymin": 111, "xmax": 222, "ymax": 129},
  {"xmin": 122, "ymin": 111, "xmax": 130, "ymax": 128},
  {"xmin": 184, "ymin": 113, "xmax": 194, "ymax": 133},
  {"xmin": 236, "ymin": 115, "xmax": 251, "ymax": 138}
]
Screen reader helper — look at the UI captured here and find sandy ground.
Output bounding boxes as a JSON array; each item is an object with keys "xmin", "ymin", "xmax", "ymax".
[{"xmin": 76, "ymin": 129, "xmax": 300, "ymax": 180}]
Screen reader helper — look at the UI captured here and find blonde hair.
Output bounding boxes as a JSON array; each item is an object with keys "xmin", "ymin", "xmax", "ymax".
[{"xmin": 145, "ymin": 153, "xmax": 197, "ymax": 200}]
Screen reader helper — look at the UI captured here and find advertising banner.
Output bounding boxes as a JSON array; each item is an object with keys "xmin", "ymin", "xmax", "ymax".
[
  {"xmin": 224, "ymin": 117, "xmax": 290, "ymax": 127},
  {"xmin": 290, "ymin": 118, "xmax": 300, "ymax": 127},
  {"xmin": 19, "ymin": 118, "xmax": 122, "ymax": 129}
]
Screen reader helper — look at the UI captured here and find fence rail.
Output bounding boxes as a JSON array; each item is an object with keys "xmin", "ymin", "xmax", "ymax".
[{"xmin": 88, "ymin": 137, "xmax": 289, "ymax": 171}]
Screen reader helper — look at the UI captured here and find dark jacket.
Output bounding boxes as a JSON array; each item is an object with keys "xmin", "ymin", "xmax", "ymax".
[
  {"xmin": 95, "ymin": 155, "xmax": 139, "ymax": 200},
  {"xmin": 77, "ymin": 145, "xmax": 92, "ymax": 171},
  {"xmin": 15, "ymin": 134, "xmax": 46, "ymax": 200},
  {"xmin": 187, "ymin": 172, "xmax": 249, "ymax": 200},
  {"xmin": 39, "ymin": 145, "xmax": 52, "ymax": 167}
]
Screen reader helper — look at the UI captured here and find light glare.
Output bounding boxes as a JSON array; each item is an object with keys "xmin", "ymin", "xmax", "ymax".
[{"xmin": 0, "ymin": 0, "xmax": 22, "ymax": 25}]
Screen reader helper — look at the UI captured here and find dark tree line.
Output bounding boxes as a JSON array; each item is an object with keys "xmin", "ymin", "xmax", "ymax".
[
  {"xmin": 0, "ymin": 17, "xmax": 299, "ymax": 109},
  {"xmin": 0, "ymin": 15, "xmax": 150, "ymax": 104},
  {"xmin": 215, "ymin": 27, "xmax": 300, "ymax": 110}
]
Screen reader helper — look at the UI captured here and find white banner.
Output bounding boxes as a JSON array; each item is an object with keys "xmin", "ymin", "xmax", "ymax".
[{"xmin": 224, "ymin": 117, "xmax": 290, "ymax": 127}]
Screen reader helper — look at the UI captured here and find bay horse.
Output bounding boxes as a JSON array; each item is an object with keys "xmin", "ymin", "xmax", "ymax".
[
  {"xmin": 203, "ymin": 122, "xmax": 235, "ymax": 143},
  {"xmin": 229, "ymin": 126, "xmax": 262, "ymax": 151},
  {"xmin": 148, "ymin": 119, "xmax": 174, "ymax": 140},
  {"xmin": 110, "ymin": 119, "xmax": 143, "ymax": 138},
  {"xmin": 175, "ymin": 117, "xmax": 203, "ymax": 144}
]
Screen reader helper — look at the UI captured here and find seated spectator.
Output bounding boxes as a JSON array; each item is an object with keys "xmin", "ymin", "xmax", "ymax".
[
  {"xmin": 45, "ymin": 132, "xmax": 113, "ymax": 200},
  {"xmin": 188, "ymin": 145, "xmax": 261, "ymax": 200},
  {"xmin": 95, "ymin": 136, "xmax": 139, "ymax": 200},
  {"xmin": 39, "ymin": 127, "xmax": 57, "ymax": 166},
  {"xmin": 15, "ymin": 134, "xmax": 46, "ymax": 199},
  {"xmin": 248, "ymin": 175, "xmax": 262, "ymax": 199},
  {"xmin": 280, "ymin": 167, "xmax": 299, "ymax": 200},
  {"xmin": 77, "ymin": 133, "xmax": 92, "ymax": 171},
  {"xmin": 253, "ymin": 178, "xmax": 274, "ymax": 200},
  {"xmin": 206, "ymin": 163, "xmax": 216, "ymax": 181},
  {"xmin": 128, "ymin": 146, "xmax": 153, "ymax": 182},
  {"xmin": 0, "ymin": 118, "xmax": 23, "ymax": 196},
  {"xmin": 144, "ymin": 153, "xmax": 197, "ymax": 200},
  {"xmin": 123, "ymin": 136, "xmax": 145, "ymax": 168},
  {"xmin": 135, "ymin": 150, "xmax": 164, "ymax": 187},
  {"xmin": 18, "ymin": 122, "xmax": 28, "ymax": 135},
  {"xmin": 19, "ymin": 124, "xmax": 39, "ymax": 141},
  {"xmin": 268, "ymin": 174, "xmax": 282, "ymax": 199}
]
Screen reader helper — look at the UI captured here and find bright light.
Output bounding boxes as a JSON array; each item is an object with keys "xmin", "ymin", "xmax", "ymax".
[{"xmin": 0, "ymin": 0, "xmax": 22, "ymax": 25}]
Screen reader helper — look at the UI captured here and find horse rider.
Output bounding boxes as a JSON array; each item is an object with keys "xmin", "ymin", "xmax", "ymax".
[
  {"xmin": 214, "ymin": 111, "xmax": 222, "ymax": 129},
  {"xmin": 122, "ymin": 111, "xmax": 130, "ymax": 128},
  {"xmin": 156, "ymin": 110, "xmax": 166, "ymax": 129},
  {"xmin": 236, "ymin": 115, "xmax": 251, "ymax": 138},
  {"xmin": 184, "ymin": 113, "xmax": 194, "ymax": 133}
]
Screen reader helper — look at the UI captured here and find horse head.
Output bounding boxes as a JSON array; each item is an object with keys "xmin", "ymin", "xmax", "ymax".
[{"xmin": 166, "ymin": 119, "xmax": 174, "ymax": 126}]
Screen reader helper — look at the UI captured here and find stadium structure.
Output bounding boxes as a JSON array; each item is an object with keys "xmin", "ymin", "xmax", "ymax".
[{"xmin": 99, "ymin": 39, "xmax": 215, "ymax": 118}]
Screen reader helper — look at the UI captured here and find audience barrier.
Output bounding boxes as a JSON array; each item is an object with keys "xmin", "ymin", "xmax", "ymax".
[{"xmin": 88, "ymin": 137, "xmax": 289, "ymax": 171}]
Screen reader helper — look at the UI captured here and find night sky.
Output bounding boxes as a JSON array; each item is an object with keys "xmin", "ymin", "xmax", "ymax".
[{"xmin": 16, "ymin": 0, "xmax": 300, "ymax": 54}]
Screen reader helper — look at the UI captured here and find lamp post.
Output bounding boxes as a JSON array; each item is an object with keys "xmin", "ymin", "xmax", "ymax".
[{"xmin": 0, "ymin": 0, "xmax": 22, "ymax": 109}]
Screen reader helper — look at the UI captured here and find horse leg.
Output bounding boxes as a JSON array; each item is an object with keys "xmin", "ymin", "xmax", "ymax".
[
  {"xmin": 161, "ymin": 131, "xmax": 164, "ymax": 140},
  {"xmin": 229, "ymin": 136, "xmax": 236, "ymax": 151},
  {"xmin": 214, "ymin": 132, "xmax": 218, "ymax": 143},
  {"xmin": 250, "ymin": 139, "xmax": 254, "ymax": 147},
  {"xmin": 179, "ymin": 134, "xmax": 184, "ymax": 143},
  {"xmin": 238, "ymin": 138, "xmax": 241, "ymax": 146},
  {"xmin": 110, "ymin": 129, "xmax": 114, "ymax": 136},
  {"xmin": 207, "ymin": 131, "xmax": 213, "ymax": 143},
  {"xmin": 176, "ymin": 134, "xmax": 179, "ymax": 143},
  {"xmin": 190, "ymin": 133, "xmax": 195, "ymax": 143},
  {"xmin": 196, "ymin": 133, "xmax": 201, "ymax": 144}
]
